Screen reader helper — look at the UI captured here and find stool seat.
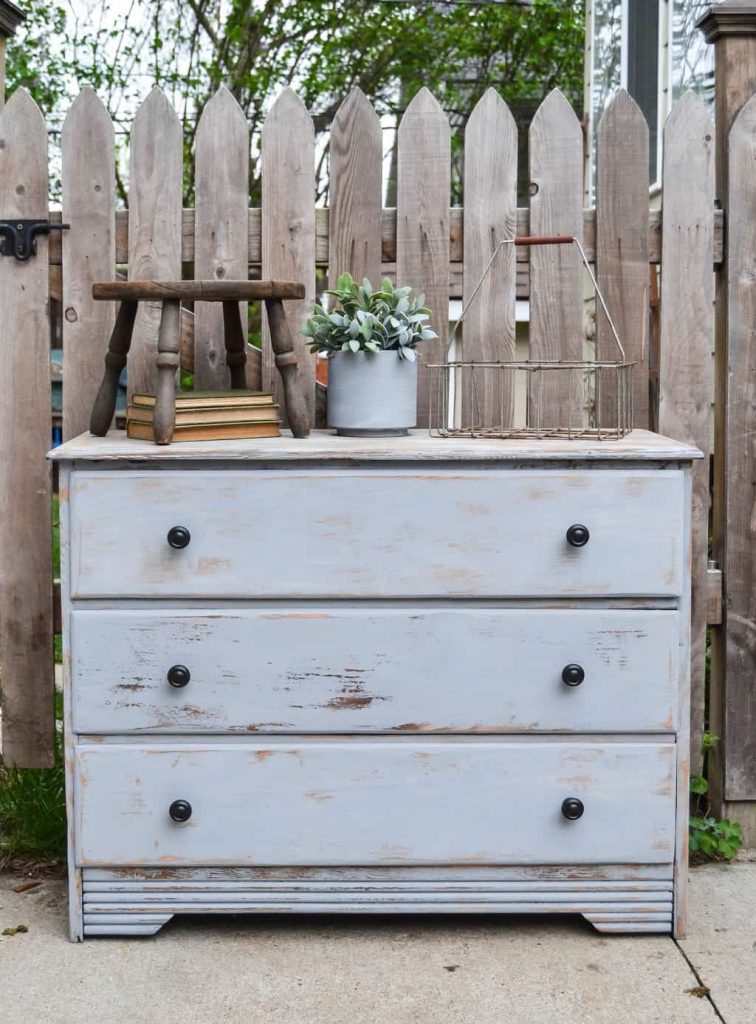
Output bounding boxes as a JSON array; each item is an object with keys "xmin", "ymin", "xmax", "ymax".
[{"xmin": 89, "ymin": 279, "xmax": 310, "ymax": 444}]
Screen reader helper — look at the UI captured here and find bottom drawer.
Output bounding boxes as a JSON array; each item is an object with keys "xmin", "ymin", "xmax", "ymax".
[{"xmin": 75, "ymin": 740, "xmax": 676, "ymax": 868}]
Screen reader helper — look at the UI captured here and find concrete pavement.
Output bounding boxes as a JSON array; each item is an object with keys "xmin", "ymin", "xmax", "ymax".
[{"xmin": 1, "ymin": 863, "xmax": 752, "ymax": 1023}]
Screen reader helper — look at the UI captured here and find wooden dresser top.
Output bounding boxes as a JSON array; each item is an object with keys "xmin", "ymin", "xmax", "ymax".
[{"xmin": 49, "ymin": 428, "xmax": 701, "ymax": 464}]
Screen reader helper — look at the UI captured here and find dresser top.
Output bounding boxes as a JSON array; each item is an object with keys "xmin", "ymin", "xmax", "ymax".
[{"xmin": 49, "ymin": 428, "xmax": 701, "ymax": 463}]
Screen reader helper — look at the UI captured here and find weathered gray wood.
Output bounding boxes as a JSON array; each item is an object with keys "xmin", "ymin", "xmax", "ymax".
[
  {"xmin": 127, "ymin": 87, "xmax": 182, "ymax": 399},
  {"xmin": 70, "ymin": 607, "xmax": 679, "ymax": 735},
  {"xmin": 74, "ymin": 741, "xmax": 675, "ymax": 866},
  {"xmin": 49, "ymin": 427, "xmax": 701, "ymax": 463},
  {"xmin": 658, "ymin": 93, "xmax": 715, "ymax": 776},
  {"xmin": 528, "ymin": 90, "xmax": 584, "ymax": 428},
  {"xmin": 0, "ymin": 88, "xmax": 54, "ymax": 767},
  {"xmin": 462, "ymin": 88, "xmax": 517, "ymax": 428},
  {"xmin": 596, "ymin": 90, "xmax": 650, "ymax": 429},
  {"xmin": 61, "ymin": 89, "xmax": 116, "ymax": 440},
  {"xmin": 263, "ymin": 298, "xmax": 310, "ymax": 437},
  {"xmin": 93, "ymin": 280, "xmax": 305, "ymax": 301},
  {"xmin": 70, "ymin": 204, "xmax": 725, "ymax": 273},
  {"xmin": 261, "ymin": 89, "xmax": 316, "ymax": 420},
  {"xmin": 68, "ymin": 468, "xmax": 686, "ymax": 599},
  {"xmin": 329, "ymin": 88, "xmax": 382, "ymax": 287},
  {"xmin": 397, "ymin": 89, "xmax": 450, "ymax": 427},
  {"xmin": 721, "ymin": 94, "xmax": 756, "ymax": 799},
  {"xmin": 194, "ymin": 87, "xmax": 249, "ymax": 389},
  {"xmin": 89, "ymin": 300, "xmax": 138, "ymax": 435}
]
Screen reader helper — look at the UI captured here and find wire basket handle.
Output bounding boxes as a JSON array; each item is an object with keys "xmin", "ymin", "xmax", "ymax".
[{"xmin": 448, "ymin": 234, "xmax": 627, "ymax": 362}]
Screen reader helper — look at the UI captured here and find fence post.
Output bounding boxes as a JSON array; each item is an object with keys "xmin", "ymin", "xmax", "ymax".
[{"xmin": 698, "ymin": 1, "xmax": 756, "ymax": 836}]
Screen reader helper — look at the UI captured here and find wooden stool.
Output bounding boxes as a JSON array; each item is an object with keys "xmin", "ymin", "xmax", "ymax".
[{"xmin": 89, "ymin": 280, "xmax": 310, "ymax": 444}]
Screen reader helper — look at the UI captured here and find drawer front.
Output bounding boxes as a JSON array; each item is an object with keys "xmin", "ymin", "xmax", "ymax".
[
  {"xmin": 71, "ymin": 608, "xmax": 679, "ymax": 734},
  {"xmin": 69, "ymin": 469, "xmax": 685, "ymax": 598},
  {"xmin": 74, "ymin": 741, "xmax": 676, "ymax": 867}
]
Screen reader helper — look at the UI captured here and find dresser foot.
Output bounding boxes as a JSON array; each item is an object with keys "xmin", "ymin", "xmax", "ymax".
[
  {"xmin": 83, "ymin": 913, "xmax": 173, "ymax": 938},
  {"xmin": 583, "ymin": 911, "xmax": 673, "ymax": 934}
]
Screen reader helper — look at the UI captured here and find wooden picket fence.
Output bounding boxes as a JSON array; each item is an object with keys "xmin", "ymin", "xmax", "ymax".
[{"xmin": 0, "ymin": 56, "xmax": 751, "ymax": 835}]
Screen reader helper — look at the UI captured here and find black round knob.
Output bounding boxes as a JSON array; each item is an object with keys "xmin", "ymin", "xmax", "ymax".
[
  {"xmin": 562, "ymin": 663, "xmax": 585, "ymax": 687},
  {"xmin": 167, "ymin": 526, "xmax": 191, "ymax": 549},
  {"xmin": 561, "ymin": 797, "xmax": 584, "ymax": 820},
  {"xmin": 566, "ymin": 524, "xmax": 590, "ymax": 547},
  {"xmin": 169, "ymin": 799, "xmax": 192, "ymax": 823},
  {"xmin": 167, "ymin": 664, "xmax": 190, "ymax": 688}
]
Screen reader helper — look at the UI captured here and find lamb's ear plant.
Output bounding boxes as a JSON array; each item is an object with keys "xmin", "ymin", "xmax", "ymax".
[{"xmin": 303, "ymin": 273, "xmax": 437, "ymax": 362}]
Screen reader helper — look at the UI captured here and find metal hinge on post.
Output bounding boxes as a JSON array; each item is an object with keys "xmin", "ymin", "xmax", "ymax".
[{"xmin": 0, "ymin": 219, "xmax": 70, "ymax": 261}]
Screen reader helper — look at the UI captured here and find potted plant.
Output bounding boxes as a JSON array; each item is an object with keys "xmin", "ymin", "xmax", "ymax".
[{"xmin": 303, "ymin": 273, "xmax": 437, "ymax": 436}]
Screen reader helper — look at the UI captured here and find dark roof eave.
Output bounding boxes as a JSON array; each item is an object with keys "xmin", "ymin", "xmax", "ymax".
[{"xmin": 0, "ymin": 0, "xmax": 25, "ymax": 39}]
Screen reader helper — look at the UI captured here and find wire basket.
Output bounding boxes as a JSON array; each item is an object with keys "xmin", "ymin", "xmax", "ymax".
[{"xmin": 428, "ymin": 235, "xmax": 634, "ymax": 440}]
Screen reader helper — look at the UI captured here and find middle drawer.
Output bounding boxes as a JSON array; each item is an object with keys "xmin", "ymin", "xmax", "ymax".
[{"xmin": 71, "ymin": 608, "xmax": 678, "ymax": 734}]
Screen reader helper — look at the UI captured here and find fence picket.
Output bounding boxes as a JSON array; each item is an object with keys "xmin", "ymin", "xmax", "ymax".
[
  {"xmin": 61, "ymin": 89, "xmax": 116, "ymax": 439},
  {"xmin": 462, "ymin": 87, "xmax": 517, "ymax": 428},
  {"xmin": 659, "ymin": 93, "xmax": 715, "ymax": 776},
  {"xmin": 0, "ymin": 89, "xmax": 54, "ymax": 766},
  {"xmin": 261, "ymin": 88, "xmax": 316, "ymax": 418},
  {"xmin": 194, "ymin": 87, "xmax": 251, "ymax": 390},
  {"xmin": 127, "ymin": 87, "xmax": 183, "ymax": 399},
  {"xmin": 596, "ymin": 89, "xmax": 650, "ymax": 428},
  {"xmin": 397, "ymin": 88, "xmax": 450, "ymax": 428},
  {"xmin": 329, "ymin": 88, "xmax": 382, "ymax": 288},
  {"xmin": 721, "ymin": 94, "xmax": 756, "ymax": 799},
  {"xmin": 528, "ymin": 89, "xmax": 583, "ymax": 428}
]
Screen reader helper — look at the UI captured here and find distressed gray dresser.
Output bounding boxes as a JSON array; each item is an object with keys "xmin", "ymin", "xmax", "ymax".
[{"xmin": 51, "ymin": 429, "xmax": 700, "ymax": 940}]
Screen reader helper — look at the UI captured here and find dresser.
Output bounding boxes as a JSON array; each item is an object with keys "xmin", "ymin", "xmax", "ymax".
[{"xmin": 51, "ymin": 429, "xmax": 699, "ymax": 941}]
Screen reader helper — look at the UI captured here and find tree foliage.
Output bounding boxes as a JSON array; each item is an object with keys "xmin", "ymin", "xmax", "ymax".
[{"xmin": 6, "ymin": 0, "xmax": 584, "ymax": 202}]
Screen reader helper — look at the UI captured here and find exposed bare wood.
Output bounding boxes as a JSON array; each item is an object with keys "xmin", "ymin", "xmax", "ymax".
[
  {"xmin": 658, "ymin": 92, "xmax": 715, "ymax": 775},
  {"xmin": 261, "ymin": 88, "xmax": 316, "ymax": 420},
  {"xmin": 528, "ymin": 89, "xmax": 583, "ymax": 427},
  {"xmin": 127, "ymin": 87, "xmax": 182, "ymax": 399},
  {"xmin": 0, "ymin": 89, "xmax": 54, "ymax": 767},
  {"xmin": 397, "ymin": 88, "xmax": 450, "ymax": 427},
  {"xmin": 93, "ymin": 280, "xmax": 305, "ymax": 301},
  {"xmin": 462, "ymin": 88, "xmax": 517, "ymax": 427},
  {"xmin": 329, "ymin": 88, "xmax": 382, "ymax": 287},
  {"xmin": 152, "ymin": 299, "xmax": 182, "ymax": 444},
  {"xmin": 194, "ymin": 87, "xmax": 249, "ymax": 389},
  {"xmin": 61, "ymin": 89, "xmax": 116, "ymax": 440},
  {"xmin": 596, "ymin": 90, "xmax": 650, "ymax": 428}
]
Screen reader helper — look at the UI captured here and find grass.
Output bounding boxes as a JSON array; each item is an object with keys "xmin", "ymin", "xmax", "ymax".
[{"xmin": 0, "ymin": 497, "xmax": 67, "ymax": 870}]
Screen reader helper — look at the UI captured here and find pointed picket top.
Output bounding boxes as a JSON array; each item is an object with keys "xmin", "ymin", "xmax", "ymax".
[
  {"xmin": 399, "ymin": 86, "xmax": 448, "ymax": 132},
  {"xmin": 197, "ymin": 83, "xmax": 248, "ymax": 137},
  {"xmin": 0, "ymin": 87, "xmax": 47, "ymax": 219},
  {"xmin": 597, "ymin": 87, "xmax": 648, "ymax": 142},
  {"xmin": 665, "ymin": 88, "xmax": 714, "ymax": 142},
  {"xmin": 530, "ymin": 87, "xmax": 581, "ymax": 136},
  {"xmin": 468, "ymin": 86, "xmax": 517, "ymax": 136},
  {"xmin": 264, "ymin": 86, "xmax": 313, "ymax": 137},
  {"xmin": 330, "ymin": 87, "xmax": 382, "ymax": 287},
  {"xmin": 131, "ymin": 84, "xmax": 181, "ymax": 144},
  {"xmin": 0, "ymin": 84, "xmax": 46, "ymax": 128},
  {"xmin": 62, "ymin": 87, "xmax": 114, "ymax": 149}
]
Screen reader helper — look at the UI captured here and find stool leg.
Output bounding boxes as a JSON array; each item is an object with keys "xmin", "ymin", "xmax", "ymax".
[
  {"xmin": 153, "ymin": 299, "xmax": 181, "ymax": 445},
  {"xmin": 90, "ymin": 300, "xmax": 138, "ymax": 436},
  {"xmin": 222, "ymin": 300, "xmax": 248, "ymax": 389},
  {"xmin": 264, "ymin": 298, "xmax": 310, "ymax": 438}
]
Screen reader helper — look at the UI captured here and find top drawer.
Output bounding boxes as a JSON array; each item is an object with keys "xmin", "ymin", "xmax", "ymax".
[{"xmin": 69, "ymin": 468, "xmax": 685, "ymax": 599}]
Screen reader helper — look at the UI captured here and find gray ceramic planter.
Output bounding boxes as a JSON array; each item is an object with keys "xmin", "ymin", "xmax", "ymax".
[{"xmin": 327, "ymin": 350, "xmax": 418, "ymax": 437}]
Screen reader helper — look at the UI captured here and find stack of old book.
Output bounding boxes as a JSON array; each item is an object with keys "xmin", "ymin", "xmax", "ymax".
[{"xmin": 126, "ymin": 391, "xmax": 281, "ymax": 441}]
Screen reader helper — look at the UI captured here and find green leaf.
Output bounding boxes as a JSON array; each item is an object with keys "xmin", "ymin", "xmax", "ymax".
[{"xmin": 690, "ymin": 775, "xmax": 708, "ymax": 796}]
